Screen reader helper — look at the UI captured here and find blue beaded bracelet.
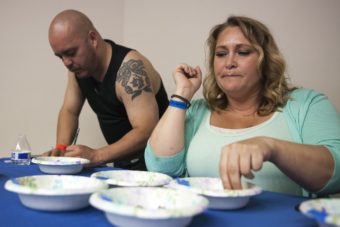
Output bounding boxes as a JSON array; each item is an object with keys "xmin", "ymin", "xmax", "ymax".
[{"xmin": 169, "ymin": 99, "xmax": 190, "ymax": 109}]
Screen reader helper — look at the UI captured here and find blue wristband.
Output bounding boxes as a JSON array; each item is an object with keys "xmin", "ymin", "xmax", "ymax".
[{"xmin": 169, "ymin": 99, "xmax": 190, "ymax": 109}]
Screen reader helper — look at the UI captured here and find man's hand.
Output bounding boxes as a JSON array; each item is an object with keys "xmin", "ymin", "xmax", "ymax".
[
  {"xmin": 64, "ymin": 144, "xmax": 99, "ymax": 167},
  {"xmin": 41, "ymin": 147, "xmax": 67, "ymax": 157}
]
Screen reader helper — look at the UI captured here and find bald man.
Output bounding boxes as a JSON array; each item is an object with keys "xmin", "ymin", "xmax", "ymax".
[{"xmin": 46, "ymin": 9, "xmax": 168, "ymax": 170}]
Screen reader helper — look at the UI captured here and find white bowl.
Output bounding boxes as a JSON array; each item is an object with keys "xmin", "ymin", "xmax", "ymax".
[
  {"xmin": 166, "ymin": 177, "xmax": 262, "ymax": 210},
  {"xmin": 299, "ymin": 198, "xmax": 340, "ymax": 227},
  {"xmin": 32, "ymin": 156, "xmax": 90, "ymax": 174},
  {"xmin": 91, "ymin": 170, "xmax": 172, "ymax": 187},
  {"xmin": 5, "ymin": 175, "xmax": 108, "ymax": 211},
  {"xmin": 90, "ymin": 187, "xmax": 209, "ymax": 227}
]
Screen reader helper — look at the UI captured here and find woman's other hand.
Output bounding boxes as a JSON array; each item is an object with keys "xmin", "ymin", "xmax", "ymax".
[{"xmin": 219, "ymin": 137, "xmax": 275, "ymax": 189}]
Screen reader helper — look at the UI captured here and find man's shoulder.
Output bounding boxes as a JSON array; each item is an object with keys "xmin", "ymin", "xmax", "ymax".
[
  {"xmin": 105, "ymin": 39, "xmax": 134, "ymax": 51},
  {"xmin": 124, "ymin": 50, "xmax": 144, "ymax": 61}
]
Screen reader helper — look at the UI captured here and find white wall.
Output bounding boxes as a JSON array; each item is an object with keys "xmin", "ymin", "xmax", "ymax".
[
  {"xmin": 123, "ymin": 0, "xmax": 340, "ymax": 105},
  {"xmin": 0, "ymin": 0, "xmax": 339, "ymax": 157},
  {"xmin": 0, "ymin": 0, "xmax": 124, "ymax": 156}
]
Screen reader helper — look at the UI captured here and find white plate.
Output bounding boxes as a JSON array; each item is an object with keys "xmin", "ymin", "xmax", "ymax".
[
  {"xmin": 166, "ymin": 177, "xmax": 262, "ymax": 210},
  {"xmin": 5, "ymin": 175, "xmax": 108, "ymax": 211},
  {"xmin": 91, "ymin": 170, "xmax": 172, "ymax": 187},
  {"xmin": 299, "ymin": 198, "xmax": 340, "ymax": 227},
  {"xmin": 90, "ymin": 187, "xmax": 208, "ymax": 227},
  {"xmin": 32, "ymin": 156, "xmax": 90, "ymax": 174}
]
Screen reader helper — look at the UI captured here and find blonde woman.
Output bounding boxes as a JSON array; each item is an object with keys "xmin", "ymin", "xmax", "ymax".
[{"xmin": 145, "ymin": 16, "xmax": 340, "ymax": 196}]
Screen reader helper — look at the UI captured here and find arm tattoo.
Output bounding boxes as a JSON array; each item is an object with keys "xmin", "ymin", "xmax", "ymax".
[{"xmin": 117, "ymin": 59, "xmax": 152, "ymax": 100}]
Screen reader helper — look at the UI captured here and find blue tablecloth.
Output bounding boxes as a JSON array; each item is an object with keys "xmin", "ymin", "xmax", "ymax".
[{"xmin": 0, "ymin": 158, "xmax": 316, "ymax": 227}]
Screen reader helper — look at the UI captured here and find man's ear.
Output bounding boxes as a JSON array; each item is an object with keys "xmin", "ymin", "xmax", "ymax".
[{"xmin": 88, "ymin": 30, "xmax": 98, "ymax": 47}]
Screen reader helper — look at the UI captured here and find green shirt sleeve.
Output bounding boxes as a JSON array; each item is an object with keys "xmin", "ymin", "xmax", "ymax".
[{"xmin": 284, "ymin": 88, "xmax": 340, "ymax": 195}]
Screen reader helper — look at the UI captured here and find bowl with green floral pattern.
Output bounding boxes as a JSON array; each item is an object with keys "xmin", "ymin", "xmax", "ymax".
[
  {"xmin": 5, "ymin": 175, "xmax": 108, "ymax": 211},
  {"xmin": 90, "ymin": 187, "xmax": 208, "ymax": 227},
  {"xmin": 299, "ymin": 198, "xmax": 340, "ymax": 227},
  {"xmin": 32, "ymin": 156, "xmax": 90, "ymax": 174},
  {"xmin": 165, "ymin": 177, "xmax": 262, "ymax": 210},
  {"xmin": 91, "ymin": 170, "xmax": 172, "ymax": 187}
]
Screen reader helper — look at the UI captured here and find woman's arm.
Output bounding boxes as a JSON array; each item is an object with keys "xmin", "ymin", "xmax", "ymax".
[
  {"xmin": 150, "ymin": 64, "xmax": 202, "ymax": 156},
  {"xmin": 220, "ymin": 89, "xmax": 340, "ymax": 194},
  {"xmin": 219, "ymin": 137, "xmax": 334, "ymax": 192}
]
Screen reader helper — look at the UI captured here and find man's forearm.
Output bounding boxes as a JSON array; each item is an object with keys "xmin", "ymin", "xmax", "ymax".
[
  {"xmin": 94, "ymin": 128, "xmax": 149, "ymax": 165},
  {"xmin": 56, "ymin": 109, "xmax": 79, "ymax": 145}
]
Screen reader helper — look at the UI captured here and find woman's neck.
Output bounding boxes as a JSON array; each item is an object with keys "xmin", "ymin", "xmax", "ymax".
[{"xmin": 225, "ymin": 90, "xmax": 261, "ymax": 117}]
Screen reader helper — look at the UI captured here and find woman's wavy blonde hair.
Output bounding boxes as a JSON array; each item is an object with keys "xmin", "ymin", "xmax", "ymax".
[{"xmin": 203, "ymin": 16, "xmax": 294, "ymax": 115}]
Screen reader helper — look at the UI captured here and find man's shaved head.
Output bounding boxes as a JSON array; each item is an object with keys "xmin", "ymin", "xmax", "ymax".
[{"xmin": 49, "ymin": 9, "xmax": 98, "ymax": 40}]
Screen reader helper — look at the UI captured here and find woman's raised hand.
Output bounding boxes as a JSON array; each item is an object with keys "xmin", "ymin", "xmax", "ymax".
[{"xmin": 172, "ymin": 64, "xmax": 202, "ymax": 100}]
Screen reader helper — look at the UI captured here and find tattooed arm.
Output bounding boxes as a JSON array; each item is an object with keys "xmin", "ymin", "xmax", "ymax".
[
  {"xmin": 115, "ymin": 52, "xmax": 160, "ymax": 155},
  {"xmin": 107, "ymin": 51, "xmax": 161, "ymax": 162},
  {"xmin": 64, "ymin": 51, "xmax": 161, "ymax": 166}
]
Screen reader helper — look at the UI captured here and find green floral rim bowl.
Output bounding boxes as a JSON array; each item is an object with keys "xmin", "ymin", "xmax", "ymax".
[
  {"xmin": 165, "ymin": 177, "xmax": 262, "ymax": 210},
  {"xmin": 5, "ymin": 175, "xmax": 108, "ymax": 211},
  {"xmin": 90, "ymin": 187, "xmax": 209, "ymax": 227},
  {"xmin": 91, "ymin": 170, "xmax": 172, "ymax": 187},
  {"xmin": 32, "ymin": 156, "xmax": 90, "ymax": 174},
  {"xmin": 299, "ymin": 198, "xmax": 340, "ymax": 227}
]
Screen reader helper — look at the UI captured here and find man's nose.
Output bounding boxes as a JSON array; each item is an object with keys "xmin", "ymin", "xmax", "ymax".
[{"xmin": 62, "ymin": 56, "xmax": 72, "ymax": 67}]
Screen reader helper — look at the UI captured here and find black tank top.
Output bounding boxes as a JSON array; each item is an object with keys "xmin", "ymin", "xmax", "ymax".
[{"xmin": 76, "ymin": 40, "xmax": 168, "ymax": 145}]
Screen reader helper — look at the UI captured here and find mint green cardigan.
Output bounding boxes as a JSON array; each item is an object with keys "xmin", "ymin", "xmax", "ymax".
[{"xmin": 145, "ymin": 88, "xmax": 340, "ymax": 195}]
